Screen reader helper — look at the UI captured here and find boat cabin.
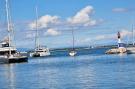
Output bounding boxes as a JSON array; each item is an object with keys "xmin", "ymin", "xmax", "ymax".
[
  {"xmin": 0, "ymin": 42, "xmax": 9, "ymax": 47},
  {"xmin": 35, "ymin": 48, "xmax": 49, "ymax": 53},
  {"xmin": 0, "ymin": 42, "xmax": 17, "ymax": 55}
]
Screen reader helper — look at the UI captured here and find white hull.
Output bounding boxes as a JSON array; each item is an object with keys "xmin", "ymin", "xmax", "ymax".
[
  {"xmin": 30, "ymin": 46, "xmax": 50, "ymax": 57},
  {"xmin": 69, "ymin": 51, "xmax": 77, "ymax": 56},
  {"xmin": 30, "ymin": 51, "xmax": 50, "ymax": 57}
]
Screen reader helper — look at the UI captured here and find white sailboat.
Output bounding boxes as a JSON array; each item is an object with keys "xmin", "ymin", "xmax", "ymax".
[
  {"xmin": 0, "ymin": 0, "xmax": 28, "ymax": 63},
  {"xmin": 69, "ymin": 28, "xmax": 77, "ymax": 56},
  {"xmin": 30, "ymin": 6, "xmax": 50, "ymax": 57}
]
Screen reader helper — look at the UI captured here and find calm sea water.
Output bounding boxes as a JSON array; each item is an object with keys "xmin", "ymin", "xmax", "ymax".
[{"xmin": 0, "ymin": 48, "xmax": 135, "ymax": 89}]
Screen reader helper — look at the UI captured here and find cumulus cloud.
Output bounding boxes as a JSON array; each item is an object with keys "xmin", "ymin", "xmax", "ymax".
[
  {"xmin": 29, "ymin": 5, "xmax": 102, "ymax": 31},
  {"xmin": 67, "ymin": 5, "xmax": 98, "ymax": 26},
  {"xmin": 26, "ymin": 28, "xmax": 61, "ymax": 39},
  {"xmin": 44, "ymin": 28, "xmax": 61, "ymax": 36},
  {"xmin": 29, "ymin": 15, "xmax": 60, "ymax": 30}
]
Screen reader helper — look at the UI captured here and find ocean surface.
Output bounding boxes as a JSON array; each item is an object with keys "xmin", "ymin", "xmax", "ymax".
[{"xmin": 0, "ymin": 48, "xmax": 135, "ymax": 89}]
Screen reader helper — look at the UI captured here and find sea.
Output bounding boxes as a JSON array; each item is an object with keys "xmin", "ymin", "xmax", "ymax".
[{"xmin": 0, "ymin": 48, "xmax": 135, "ymax": 89}]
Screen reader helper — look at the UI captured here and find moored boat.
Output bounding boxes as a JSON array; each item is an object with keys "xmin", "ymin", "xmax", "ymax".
[
  {"xmin": 30, "ymin": 46, "xmax": 50, "ymax": 57},
  {"xmin": 69, "ymin": 28, "xmax": 77, "ymax": 56},
  {"xmin": 30, "ymin": 6, "xmax": 50, "ymax": 57},
  {"xmin": 69, "ymin": 50, "xmax": 77, "ymax": 56},
  {"xmin": 0, "ymin": 0, "xmax": 28, "ymax": 63}
]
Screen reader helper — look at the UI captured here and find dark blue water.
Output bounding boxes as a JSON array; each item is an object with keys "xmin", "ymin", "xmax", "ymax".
[{"xmin": 0, "ymin": 48, "xmax": 135, "ymax": 89}]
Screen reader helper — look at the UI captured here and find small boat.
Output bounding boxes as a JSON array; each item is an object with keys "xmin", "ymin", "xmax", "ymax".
[
  {"xmin": 69, "ymin": 50, "xmax": 77, "ymax": 56},
  {"xmin": 69, "ymin": 28, "xmax": 77, "ymax": 56},
  {"xmin": 0, "ymin": 0, "xmax": 28, "ymax": 63},
  {"xmin": 30, "ymin": 46, "xmax": 50, "ymax": 57},
  {"xmin": 30, "ymin": 6, "xmax": 50, "ymax": 57}
]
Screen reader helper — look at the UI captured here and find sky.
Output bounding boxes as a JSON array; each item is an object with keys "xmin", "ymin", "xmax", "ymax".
[{"xmin": 0, "ymin": 0, "xmax": 135, "ymax": 49}]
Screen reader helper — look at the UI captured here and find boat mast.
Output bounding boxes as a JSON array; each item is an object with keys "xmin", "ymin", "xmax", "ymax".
[
  {"xmin": 72, "ymin": 27, "xmax": 75, "ymax": 50},
  {"xmin": 5, "ymin": 0, "xmax": 11, "ymax": 56},
  {"xmin": 35, "ymin": 6, "xmax": 39, "ymax": 50},
  {"xmin": 132, "ymin": 24, "xmax": 134, "ymax": 45},
  {"xmin": 9, "ymin": 10, "xmax": 16, "ymax": 48}
]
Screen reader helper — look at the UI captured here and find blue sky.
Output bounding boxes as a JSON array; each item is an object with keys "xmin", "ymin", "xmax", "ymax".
[{"xmin": 0, "ymin": 0, "xmax": 135, "ymax": 49}]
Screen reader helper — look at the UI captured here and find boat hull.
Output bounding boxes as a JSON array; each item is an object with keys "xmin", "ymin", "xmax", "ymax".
[
  {"xmin": 30, "ymin": 52, "xmax": 50, "ymax": 57},
  {"xmin": 69, "ymin": 51, "xmax": 77, "ymax": 56},
  {"xmin": 0, "ymin": 56, "xmax": 28, "ymax": 63},
  {"xmin": 8, "ymin": 56, "xmax": 28, "ymax": 63},
  {"xmin": 32, "ymin": 53, "xmax": 40, "ymax": 57}
]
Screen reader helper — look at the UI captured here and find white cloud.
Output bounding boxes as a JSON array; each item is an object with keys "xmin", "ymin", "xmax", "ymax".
[
  {"xmin": 67, "ymin": 5, "xmax": 98, "ymax": 26},
  {"xmin": 44, "ymin": 28, "xmax": 61, "ymax": 36},
  {"xmin": 29, "ymin": 15, "xmax": 60, "ymax": 30},
  {"xmin": 95, "ymin": 34, "xmax": 115, "ymax": 41},
  {"xmin": 112, "ymin": 8, "xmax": 129, "ymax": 13},
  {"xmin": 26, "ymin": 28, "xmax": 61, "ymax": 39},
  {"xmin": 121, "ymin": 29, "xmax": 132, "ymax": 37},
  {"xmin": 26, "ymin": 32, "xmax": 35, "ymax": 39},
  {"xmin": 76, "ymin": 38, "xmax": 91, "ymax": 43},
  {"xmin": 29, "ymin": 5, "xmax": 102, "ymax": 30}
]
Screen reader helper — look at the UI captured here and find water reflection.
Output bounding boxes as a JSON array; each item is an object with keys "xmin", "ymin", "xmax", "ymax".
[
  {"xmin": 3, "ymin": 64, "xmax": 16, "ymax": 89},
  {"xmin": 73, "ymin": 65, "xmax": 96, "ymax": 89}
]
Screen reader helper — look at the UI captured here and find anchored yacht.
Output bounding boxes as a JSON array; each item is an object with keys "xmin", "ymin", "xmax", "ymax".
[
  {"xmin": 0, "ymin": 0, "xmax": 28, "ymax": 63},
  {"xmin": 0, "ymin": 40, "xmax": 28, "ymax": 63},
  {"xmin": 30, "ymin": 46, "xmax": 50, "ymax": 57},
  {"xmin": 30, "ymin": 6, "xmax": 50, "ymax": 57}
]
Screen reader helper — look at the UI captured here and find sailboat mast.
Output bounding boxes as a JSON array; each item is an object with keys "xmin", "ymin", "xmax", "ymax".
[
  {"xmin": 35, "ymin": 6, "xmax": 39, "ymax": 50},
  {"xmin": 72, "ymin": 28, "xmax": 75, "ymax": 50},
  {"xmin": 5, "ymin": 0, "xmax": 11, "ymax": 56},
  {"xmin": 132, "ymin": 24, "xmax": 134, "ymax": 45}
]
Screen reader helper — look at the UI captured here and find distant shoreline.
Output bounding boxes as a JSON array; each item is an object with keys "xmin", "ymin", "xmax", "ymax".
[{"xmin": 18, "ymin": 43, "xmax": 135, "ymax": 52}]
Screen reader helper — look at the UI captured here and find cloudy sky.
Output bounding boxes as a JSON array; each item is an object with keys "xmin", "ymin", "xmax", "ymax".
[{"xmin": 0, "ymin": 0, "xmax": 135, "ymax": 49}]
